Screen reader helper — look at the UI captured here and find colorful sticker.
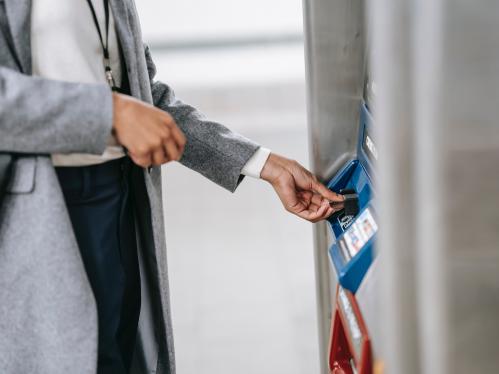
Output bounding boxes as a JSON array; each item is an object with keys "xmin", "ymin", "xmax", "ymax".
[{"xmin": 342, "ymin": 208, "xmax": 378, "ymax": 258}]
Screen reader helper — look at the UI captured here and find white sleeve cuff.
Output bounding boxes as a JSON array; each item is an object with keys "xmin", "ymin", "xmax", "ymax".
[{"xmin": 241, "ymin": 147, "xmax": 271, "ymax": 179}]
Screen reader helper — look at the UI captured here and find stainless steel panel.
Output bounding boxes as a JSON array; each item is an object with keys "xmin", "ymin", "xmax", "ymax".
[
  {"xmin": 372, "ymin": 0, "xmax": 499, "ymax": 373},
  {"xmin": 303, "ymin": 0, "xmax": 366, "ymax": 181},
  {"xmin": 441, "ymin": 2, "xmax": 499, "ymax": 372},
  {"xmin": 356, "ymin": 259, "xmax": 381, "ymax": 360},
  {"xmin": 302, "ymin": 0, "xmax": 366, "ymax": 372},
  {"xmin": 310, "ymin": 222, "xmax": 335, "ymax": 374},
  {"xmin": 371, "ymin": 0, "xmax": 442, "ymax": 371}
]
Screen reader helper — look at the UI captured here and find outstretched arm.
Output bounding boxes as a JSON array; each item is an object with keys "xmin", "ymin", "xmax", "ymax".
[{"xmin": 143, "ymin": 45, "xmax": 342, "ymax": 222}]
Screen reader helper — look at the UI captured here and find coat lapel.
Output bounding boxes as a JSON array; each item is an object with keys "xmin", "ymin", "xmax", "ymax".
[{"xmin": 4, "ymin": 0, "xmax": 32, "ymax": 73}]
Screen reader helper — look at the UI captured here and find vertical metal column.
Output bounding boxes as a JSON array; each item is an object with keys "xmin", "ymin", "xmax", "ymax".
[
  {"xmin": 371, "ymin": 0, "xmax": 499, "ymax": 372},
  {"xmin": 302, "ymin": 1, "xmax": 366, "ymax": 372},
  {"xmin": 412, "ymin": 1, "xmax": 447, "ymax": 373},
  {"xmin": 369, "ymin": 1, "xmax": 423, "ymax": 372}
]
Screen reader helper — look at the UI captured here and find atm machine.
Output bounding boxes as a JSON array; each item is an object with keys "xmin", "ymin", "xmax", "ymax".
[
  {"xmin": 304, "ymin": 0, "xmax": 499, "ymax": 373},
  {"xmin": 325, "ymin": 83, "xmax": 381, "ymax": 373}
]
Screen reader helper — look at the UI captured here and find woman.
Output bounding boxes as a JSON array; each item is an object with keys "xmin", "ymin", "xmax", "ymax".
[{"xmin": 0, "ymin": 0, "xmax": 343, "ymax": 372}]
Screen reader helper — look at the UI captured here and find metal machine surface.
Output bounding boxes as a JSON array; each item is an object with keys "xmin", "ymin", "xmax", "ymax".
[
  {"xmin": 302, "ymin": 1, "xmax": 366, "ymax": 371},
  {"xmin": 370, "ymin": 1, "xmax": 499, "ymax": 373},
  {"xmin": 356, "ymin": 259, "xmax": 382, "ymax": 370},
  {"xmin": 305, "ymin": 0, "xmax": 499, "ymax": 373}
]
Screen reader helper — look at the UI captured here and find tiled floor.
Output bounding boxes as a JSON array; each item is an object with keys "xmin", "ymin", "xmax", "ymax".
[{"xmin": 158, "ymin": 79, "xmax": 320, "ymax": 373}]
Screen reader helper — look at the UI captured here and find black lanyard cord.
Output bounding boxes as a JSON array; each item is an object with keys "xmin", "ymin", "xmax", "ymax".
[
  {"xmin": 86, "ymin": 0, "xmax": 110, "ymax": 60},
  {"xmin": 85, "ymin": 0, "xmax": 119, "ymax": 89}
]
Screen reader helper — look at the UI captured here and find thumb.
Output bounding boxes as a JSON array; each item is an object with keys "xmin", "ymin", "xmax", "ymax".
[{"xmin": 312, "ymin": 179, "xmax": 344, "ymax": 203}]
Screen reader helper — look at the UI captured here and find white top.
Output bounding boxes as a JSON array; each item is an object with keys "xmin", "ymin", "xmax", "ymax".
[
  {"xmin": 30, "ymin": 0, "xmax": 270, "ymax": 177},
  {"xmin": 31, "ymin": 0, "xmax": 125, "ymax": 166}
]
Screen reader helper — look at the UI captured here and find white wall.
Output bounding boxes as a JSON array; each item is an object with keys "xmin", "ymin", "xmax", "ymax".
[{"xmin": 136, "ymin": 0, "xmax": 303, "ymax": 43}]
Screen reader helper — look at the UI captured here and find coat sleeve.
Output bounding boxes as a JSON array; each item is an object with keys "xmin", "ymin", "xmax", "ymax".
[
  {"xmin": 143, "ymin": 45, "xmax": 260, "ymax": 192},
  {"xmin": 0, "ymin": 66, "xmax": 113, "ymax": 155}
]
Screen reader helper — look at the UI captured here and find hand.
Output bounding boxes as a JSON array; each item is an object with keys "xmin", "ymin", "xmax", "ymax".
[
  {"xmin": 112, "ymin": 93, "xmax": 186, "ymax": 168},
  {"xmin": 261, "ymin": 153, "xmax": 344, "ymax": 222}
]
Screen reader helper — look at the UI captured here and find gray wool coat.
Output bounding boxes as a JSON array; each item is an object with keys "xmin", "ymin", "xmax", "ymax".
[{"xmin": 0, "ymin": 1, "xmax": 260, "ymax": 373}]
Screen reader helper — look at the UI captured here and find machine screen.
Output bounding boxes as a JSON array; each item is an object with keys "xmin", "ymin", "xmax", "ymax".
[
  {"xmin": 338, "ymin": 208, "xmax": 378, "ymax": 261},
  {"xmin": 362, "ymin": 127, "xmax": 378, "ymax": 163}
]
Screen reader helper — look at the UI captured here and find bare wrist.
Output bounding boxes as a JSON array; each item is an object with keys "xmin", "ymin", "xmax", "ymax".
[
  {"xmin": 261, "ymin": 153, "xmax": 288, "ymax": 184},
  {"xmin": 112, "ymin": 92, "xmax": 120, "ymax": 131},
  {"xmin": 112, "ymin": 92, "xmax": 130, "ymax": 132}
]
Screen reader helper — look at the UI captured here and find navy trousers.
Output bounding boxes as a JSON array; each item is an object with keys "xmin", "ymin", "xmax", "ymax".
[{"xmin": 56, "ymin": 157, "xmax": 141, "ymax": 374}]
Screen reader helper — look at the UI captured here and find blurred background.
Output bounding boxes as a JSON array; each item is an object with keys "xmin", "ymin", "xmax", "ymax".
[
  {"xmin": 135, "ymin": 1, "xmax": 319, "ymax": 373},
  {"xmin": 134, "ymin": 1, "xmax": 499, "ymax": 374}
]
